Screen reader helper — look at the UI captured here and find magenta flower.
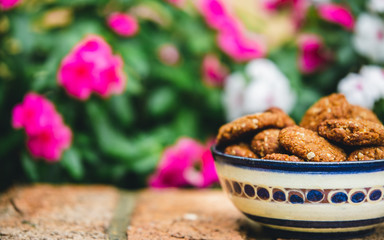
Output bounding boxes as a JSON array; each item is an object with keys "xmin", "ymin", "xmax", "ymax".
[
  {"xmin": 107, "ymin": 12, "xmax": 139, "ymax": 37},
  {"xmin": 26, "ymin": 124, "xmax": 72, "ymax": 162},
  {"xmin": 263, "ymin": 0, "xmax": 309, "ymax": 28},
  {"xmin": 92, "ymin": 55, "xmax": 125, "ymax": 97},
  {"xmin": 198, "ymin": 0, "xmax": 233, "ymax": 31},
  {"xmin": 317, "ymin": 3, "xmax": 355, "ymax": 30},
  {"xmin": 217, "ymin": 28, "xmax": 266, "ymax": 62},
  {"xmin": 201, "ymin": 54, "xmax": 228, "ymax": 87},
  {"xmin": 57, "ymin": 35, "xmax": 126, "ymax": 100},
  {"xmin": 12, "ymin": 93, "xmax": 61, "ymax": 135},
  {"xmin": 149, "ymin": 137, "xmax": 218, "ymax": 188},
  {"xmin": 199, "ymin": 139, "xmax": 218, "ymax": 188},
  {"xmin": 12, "ymin": 93, "xmax": 72, "ymax": 162},
  {"xmin": 0, "ymin": 0, "xmax": 21, "ymax": 11},
  {"xmin": 298, "ymin": 34, "xmax": 330, "ymax": 74}
]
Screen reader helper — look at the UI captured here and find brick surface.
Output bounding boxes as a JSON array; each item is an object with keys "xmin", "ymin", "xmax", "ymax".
[
  {"xmin": 0, "ymin": 185, "xmax": 383, "ymax": 239},
  {"xmin": 0, "ymin": 184, "xmax": 119, "ymax": 240},
  {"xmin": 128, "ymin": 189, "xmax": 384, "ymax": 240}
]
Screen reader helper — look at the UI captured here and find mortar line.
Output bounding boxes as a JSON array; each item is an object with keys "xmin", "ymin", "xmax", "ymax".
[{"xmin": 106, "ymin": 190, "xmax": 137, "ymax": 240}]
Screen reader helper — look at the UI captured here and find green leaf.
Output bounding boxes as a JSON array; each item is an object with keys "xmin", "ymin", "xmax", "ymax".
[
  {"xmin": 61, "ymin": 148, "xmax": 84, "ymax": 180},
  {"xmin": 337, "ymin": 42, "xmax": 356, "ymax": 66},
  {"xmin": 373, "ymin": 98, "xmax": 384, "ymax": 123},
  {"xmin": 131, "ymin": 152, "xmax": 160, "ymax": 174},
  {"xmin": 0, "ymin": 131, "xmax": 23, "ymax": 157},
  {"xmin": 151, "ymin": 64, "xmax": 196, "ymax": 90},
  {"xmin": 173, "ymin": 109, "xmax": 199, "ymax": 138},
  {"xmin": 108, "ymin": 95, "xmax": 135, "ymax": 126},
  {"xmin": 269, "ymin": 45, "xmax": 302, "ymax": 91},
  {"xmin": 86, "ymin": 101, "xmax": 154, "ymax": 164},
  {"xmin": 147, "ymin": 87, "xmax": 177, "ymax": 117},
  {"xmin": 118, "ymin": 41, "xmax": 150, "ymax": 77},
  {"xmin": 21, "ymin": 153, "xmax": 39, "ymax": 182}
]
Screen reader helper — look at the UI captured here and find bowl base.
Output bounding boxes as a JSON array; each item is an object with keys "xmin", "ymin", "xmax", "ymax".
[{"xmin": 262, "ymin": 226, "xmax": 375, "ymax": 240}]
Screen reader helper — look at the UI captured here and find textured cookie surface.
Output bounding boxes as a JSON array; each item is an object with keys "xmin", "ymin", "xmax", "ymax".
[
  {"xmin": 318, "ymin": 119, "xmax": 384, "ymax": 146},
  {"xmin": 279, "ymin": 126, "xmax": 346, "ymax": 162},
  {"xmin": 262, "ymin": 153, "xmax": 304, "ymax": 162},
  {"xmin": 350, "ymin": 105, "xmax": 382, "ymax": 124},
  {"xmin": 217, "ymin": 108, "xmax": 295, "ymax": 146},
  {"xmin": 224, "ymin": 144, "xmax": 257, "ymax": 158},
  {"xmin": 348, "ymin": 146, "xmax": 384, "ymax": 161},
  {"xmin": 300, "ymin": 93, "xmax": 351, "ymax": 131},
  {"xmin": 250, "ymin": 129, "xmax": 281, "ymax": 157}
]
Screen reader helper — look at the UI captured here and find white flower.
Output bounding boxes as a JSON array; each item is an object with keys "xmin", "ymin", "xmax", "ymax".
[
  {"xmin": 338, "ymin": 65, "xmax": 384, "ymax": 109},
  {"xmin": 222, "ymin": 72, "xmax": 247, "ymax": 121},
  {"xmin": 353, "ymin": 14, "xmax": 384, "ymax": 63},
  {"xmin": 368, "ymin": 0, "xmax": 384, "ymax": 13},
  {"xmin": 360, "ymin": 66, "xmax": 384, "ymax": 96},
  {"xmin": 222, "ymin": 59, "xmax": 296, "ymax": 121}
]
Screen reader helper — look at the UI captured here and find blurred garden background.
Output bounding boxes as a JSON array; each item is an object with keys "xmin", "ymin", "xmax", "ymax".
[{"xmin": 1, "ymin": 0, "xmax": 384, "ymax": 191}]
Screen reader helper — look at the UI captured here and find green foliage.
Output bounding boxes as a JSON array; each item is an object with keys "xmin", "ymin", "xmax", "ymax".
[
  {"xmin": 1, "ymin": 0, "xmax": 384, "ymax": 190},
  {"xmin": 0, "ymin": 0, "xmax": 225, "ymax": 190}
]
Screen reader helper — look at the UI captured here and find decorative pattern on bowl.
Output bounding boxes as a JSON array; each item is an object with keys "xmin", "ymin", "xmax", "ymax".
[
  {"xmin": 211, "ymin": 145, "xmax": 384, "ymax": 239},
  {"xmin": 223, "ymin": 178, "xmax": 384, "ymax": 205}
]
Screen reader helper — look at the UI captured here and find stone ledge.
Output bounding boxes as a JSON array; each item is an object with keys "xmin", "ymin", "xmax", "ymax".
[{"xmin": 0, "ymin": 184, "xmax": 383, "ymax": 239}]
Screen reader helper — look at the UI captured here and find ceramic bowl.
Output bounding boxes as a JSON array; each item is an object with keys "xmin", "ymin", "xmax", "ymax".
[{"xmin": 211, "ymin": 145, "xmax": 384, "ymax": 239}]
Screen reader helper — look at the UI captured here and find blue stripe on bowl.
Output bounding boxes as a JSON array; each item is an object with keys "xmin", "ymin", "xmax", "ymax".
[
  {"xmin": 262, "ymin": 226, "xmax": 374, "ymax": 239},
  {"xmin": 243, "ymin": 212, "xmax": 384, "ymax": 228},
  {"xmin": 211, "ymin": 146, "xmax": 384, "ymax": 174}
]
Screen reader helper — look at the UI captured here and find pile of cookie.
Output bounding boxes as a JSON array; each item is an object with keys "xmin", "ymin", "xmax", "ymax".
[{"xmin": 216, "ymin": 93, "xmax": 384, "ymax": 162}]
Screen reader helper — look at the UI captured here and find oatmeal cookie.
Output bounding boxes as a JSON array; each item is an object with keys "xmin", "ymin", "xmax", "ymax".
[
  {"xmin": 318, "ymin": 119, "xmax": 384, "ymax": 146},
  {"xmin": 350, "ymin": 105, "xmax": 382, "ymax": 124},
  {"xmin": 250, "ymin": 129, "xmax": 282, "ymax": 157},
  {"xmin": 347, "ymin": 146, "xmax": 384, "ymax": 161},
  {"xmin": 279, "ymin": 126, "xmax": 347, "ymax": 162},
  {"xmin": 300, "ymin": 93, "xmax": 352, "ymax": 131},
  {"xmin": 217, "ymin": 108, "xmax": 296, "ymax": 146},
  {"xmin": 224, "ymin": 144, "xmax": 257, "ymax": 158},
  {"xmin": 262, "ymin": 153, "xmax": 304, "ymax": 162}
]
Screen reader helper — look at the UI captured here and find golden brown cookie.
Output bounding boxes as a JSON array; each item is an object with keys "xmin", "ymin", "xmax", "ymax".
[
  {"xmin": 250, "ymin": 129, "xmax": 282, "ymax": 157},
  {"xmin": 262, "ymin": 153, "xmax": 304, "ymax": 162},
  {"xmin": 318, "ymin": 119, "xmax": 384, "ymax": 146},
  {"xmin": 224, "ymin": 144, "xmax": 257, "ymax": 158},
  {"xmin": 279, "ymin": 126, "xmax": 347, "ymax": 162},
  {"xmin": 350, "ymin": 105, "xmax": 382, "ymax": 124},
  {"xmin": 347, "ymin": 146, "xmax": 384, "ymax": 161},
  {"xmin": 300, "ymin": 93, "xmax": 352, "ymax": 131},
  {"xmin": 217, "ymin": 108, "xmax": 296, "ymax": 146}
]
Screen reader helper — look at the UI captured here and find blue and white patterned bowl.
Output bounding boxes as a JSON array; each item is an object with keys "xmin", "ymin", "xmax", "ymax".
[{"xmin": 211, "ymin": 145, "xmax": 384, "ymax": 239}]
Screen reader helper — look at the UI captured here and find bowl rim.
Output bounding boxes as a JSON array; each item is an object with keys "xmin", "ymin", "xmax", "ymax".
[{"xmin": 211, "ymin": 145, "xmax": 384, "ymax": 173}]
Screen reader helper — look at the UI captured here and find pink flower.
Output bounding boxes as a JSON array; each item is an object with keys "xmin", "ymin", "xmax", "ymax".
[
  {"xmin": 27, "ymin": 124, "xmax": 72, "ymax": 162},
  {"xmin": 217, "ymin": 28, "xmax": 266, "ymax": 62},
  {"xmin": 157, "ymin": 44, "xmax": 180, "ymax": 66},
  {"xmin": 92, "ymin": 55, "xmax": 125, "ymax": 97},
  {"xmin": 198, "ymin": 0, "xmax": 238, "ymax": 31},
  {"xmin": 298, "ymin": 34, "xmax": 330, "ymax": 74},
  {"xmin": 0, "ymin": 0, "xmax": 21, "ymax": 11},
  {"xmin": 263, "ymin": 0, "xmax": 309, "ymax": 28},
  {"xmin": 12, "ymin": 92, "xmax": 72, "ymax": 162},
  {"xmin": 57, "ymin": 35, "xmax": 126, "ymax": 100},
  {"xmin": 201, "ymin": 54, "xmax": 228, "ymax": 87},
  {"xmin": 199, "ymin": 139, "xmax": 218, "ymax": 188},
  {"xmin": 149, "ymin": 137, "xmax": 218, "ymax": 188},
  {"xmin": 12, "ymin": 93, "xmax": 61, "ymax": 135},
  {"xmin": 317, "ymin": 3, "xmax": 355, "ymax": 30},
  {"xmin": 107, "ymin": 12, "xmax": 139, "ymax": 37}
]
